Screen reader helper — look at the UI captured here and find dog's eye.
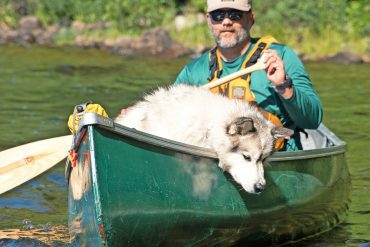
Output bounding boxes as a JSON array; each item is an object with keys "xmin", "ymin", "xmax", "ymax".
[{"xmin": 243, "ymin": 154, "xmax": 251, "ymax": 161}]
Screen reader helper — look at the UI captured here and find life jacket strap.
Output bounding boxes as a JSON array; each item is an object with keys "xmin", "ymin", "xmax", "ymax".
[
  {"xmin": 245, "ymin": 42, "xmax": 267, "ymax": 67},
  {"xmin": 208, "ymin": 47, "xmax": 223, "ymax": 81}
]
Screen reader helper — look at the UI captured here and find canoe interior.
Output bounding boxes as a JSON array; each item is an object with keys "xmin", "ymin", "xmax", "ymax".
[{"xmin": 68, "ymin": 114, "xmax": 351, "ymax": 246}]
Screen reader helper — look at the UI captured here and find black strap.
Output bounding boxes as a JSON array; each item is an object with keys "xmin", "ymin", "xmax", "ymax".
[
  {"xmin": 241, "ymin": 42, "xmax": 267, "ymax": 80},
  {"xmin": 297, "ymin": 127, "xmax": 309, "ymax": 138},
  {"xmin": 208, "ymin": 47, "xmax": 218, "ymax": 81},
  {"xmin": 246, "ymin": 42, "xmax": 267, "ymax": 68}
]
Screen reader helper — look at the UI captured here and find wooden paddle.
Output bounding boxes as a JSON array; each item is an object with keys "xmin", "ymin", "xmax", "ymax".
[
  {"xmin": 0, "ymin": 135, "xmax": 72, "ymax": 195},
  {"xmin": 202, "ymin": 53, "xmax": 267, "ymax": 89}
]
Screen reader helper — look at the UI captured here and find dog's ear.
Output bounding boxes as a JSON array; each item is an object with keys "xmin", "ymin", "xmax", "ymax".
[
  {"xmin": 227, "ymin": 117, "xmax": 256, "ymax": 136},
  {"xmin": 271, "ymin": 126, "xmax": 294, "ymax": 139}
]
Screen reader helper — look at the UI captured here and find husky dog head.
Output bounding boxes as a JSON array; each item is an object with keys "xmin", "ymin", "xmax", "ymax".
[{"xmin": 215, "ymin": 115, "xmax": 293, "ymax": 194}]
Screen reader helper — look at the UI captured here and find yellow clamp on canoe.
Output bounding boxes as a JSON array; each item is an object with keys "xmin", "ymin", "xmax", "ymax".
[
  {"xmin": 67, "ymin": 102, "xmax": 109, "ymax": 135},
  {"xmin": 66, "ymin": 102, "xmax": 109, "ymax": 177}
]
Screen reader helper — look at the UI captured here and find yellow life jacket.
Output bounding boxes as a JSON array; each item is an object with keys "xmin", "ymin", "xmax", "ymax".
[{"xmin": 208, "ymin": 35, "xmax": 286, "ymax": 150}]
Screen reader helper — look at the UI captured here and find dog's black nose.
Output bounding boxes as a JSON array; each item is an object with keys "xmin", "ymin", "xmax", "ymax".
[{"xmin": 254, "ymin": 183, "xmax": 265, "ymax": 193}]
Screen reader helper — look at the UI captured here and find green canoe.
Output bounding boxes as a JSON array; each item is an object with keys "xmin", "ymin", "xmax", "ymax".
[{"xmin": 66, "ymin": 113, "xmax": 351, "ymax": 246}]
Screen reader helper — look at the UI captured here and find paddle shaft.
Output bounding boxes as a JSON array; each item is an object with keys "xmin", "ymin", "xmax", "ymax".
[{"xmin": 202, "ymin": 57, "xmax": 267, "ymax": 90}]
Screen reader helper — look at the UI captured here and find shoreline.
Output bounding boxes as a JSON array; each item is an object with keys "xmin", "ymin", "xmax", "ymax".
[
  {"xmin": 0, "ymin": 16, "xmax": 195, "ymax": 59},
  {"xmin": 1, "ymin": 16, "xmax": 368, "ymax": 64}
]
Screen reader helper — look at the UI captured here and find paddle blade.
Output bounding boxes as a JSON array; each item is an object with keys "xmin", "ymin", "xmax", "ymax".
[{"xmin": 0, "ymin": 135, "xmax": 72, "ymax": 195}]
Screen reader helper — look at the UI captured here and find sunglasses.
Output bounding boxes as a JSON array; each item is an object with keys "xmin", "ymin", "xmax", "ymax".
[{"xmin": 209, "ymin": 9, "xmax": 244, "ymax": 22}]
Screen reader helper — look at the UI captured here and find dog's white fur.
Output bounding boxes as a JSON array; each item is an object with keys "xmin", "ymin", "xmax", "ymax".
[{"xmin": 115, "ymin": 85, "xmax": 292, "ymax": 193}]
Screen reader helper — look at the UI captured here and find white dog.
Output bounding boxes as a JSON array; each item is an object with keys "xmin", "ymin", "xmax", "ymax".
[{"xmin": 115, "ymin": 85, "xmax": 293, "ymax": 194}]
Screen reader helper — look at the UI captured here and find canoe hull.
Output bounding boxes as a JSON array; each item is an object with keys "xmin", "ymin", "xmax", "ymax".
[{"xmin": 68, "ymin": 114, "xmax": 351, "ymax": 246}]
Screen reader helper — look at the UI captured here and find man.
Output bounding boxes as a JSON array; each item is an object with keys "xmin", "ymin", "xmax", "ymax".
[{"xmin": 175, "ymin": 0, "xmax": 323, "ymax": 151}]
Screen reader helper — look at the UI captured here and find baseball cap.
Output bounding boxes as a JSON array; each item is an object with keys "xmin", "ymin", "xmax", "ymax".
[{"xmin": 207, "ymin": 0, "xmax": 252, "ymax": 12}]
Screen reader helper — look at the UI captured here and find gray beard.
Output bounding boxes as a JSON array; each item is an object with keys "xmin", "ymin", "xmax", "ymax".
[{"xmin": 212, "ymin": 28, "xmax": 249, "ymax": 49}]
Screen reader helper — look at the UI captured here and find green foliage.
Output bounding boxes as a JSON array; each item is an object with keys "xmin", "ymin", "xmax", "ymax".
[
  {"xmin": 103, "ymin": 0, "xmax": 175, "ymax": 34},
  {"xmin": 0, "ymin": 0, "xmax": 18, "ymax": 27},
  {"xmin": 250, "ymin": 0, "xmax": 369, "ymax": 57},
  {"xmin": 73, "ymin": 0, "xmax": 106, "ymax": 24},
  {"xmin": 254, "ymin": 0, "xmax": 348, "ymax": 34},
  {"xmin": 255, "ymin": 0, "xmax": 318, "ymax": 29},
  {"xmin": 34, "ymin": 0, "xmax": 75, "ymax": 25},
  {"xmin": 53, "ymin": 27, "xmax": 77, "ymax": 45},
  {"xmin": 0, "ymin": 0, "xmax": 176, "ymax": 34},
  {"xmin": 171, "ymin": 23, "xmax": 213, "ymax": 47},
  {"xmin": 190, "ymin": 0, "xmax": 207, "ymax": 12},
  {"xmin": 347, "ymin": 0, "xmax": 370, "ymax": 36}
]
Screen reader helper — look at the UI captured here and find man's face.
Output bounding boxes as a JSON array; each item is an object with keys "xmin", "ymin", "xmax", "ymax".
[{"xmin": 207, "ymin": 8, "xmax": 254, "ymax": 49}]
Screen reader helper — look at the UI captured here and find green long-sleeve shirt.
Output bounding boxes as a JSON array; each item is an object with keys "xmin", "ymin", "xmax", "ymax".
[{"xmin": 174, "ymin": 39, "xmax": 323, "ymax": 151}]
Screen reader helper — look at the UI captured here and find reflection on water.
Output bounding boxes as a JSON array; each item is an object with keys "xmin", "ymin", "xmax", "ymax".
[
  {"xmin": 270, "ymin": 171, "xmax": 323, "ymax": 203},
  {"xmin": 0, "ymin": 221, "xmax": 69, "ymax": 246},
  {"xmin": 180, "ymin": 155, "xmax": 219, "ymax": 200},
  {"xmin": 0, "ymin": 165, "xmax": 70, "ymax": 246},
  {"xmin": 0, "ymin": 196, "xmax": 48, "ymax": 213},
  {"xmin": 0, "ymin": 46, "xmax": 369, "ymax": 246},
  {"xmin": 69, "ymin": 137, "xmax": 91, "ymax": 201}
]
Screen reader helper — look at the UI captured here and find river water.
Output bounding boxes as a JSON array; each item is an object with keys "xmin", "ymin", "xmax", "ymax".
[{"xmin": 0, "ymin": 45, "xmax": 369, "ymax": 246}]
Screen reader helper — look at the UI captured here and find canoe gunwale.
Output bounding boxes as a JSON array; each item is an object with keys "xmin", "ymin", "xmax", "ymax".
[{"xmin": 78, "ymin": 113, "xmax": 346, "ymax": 162}]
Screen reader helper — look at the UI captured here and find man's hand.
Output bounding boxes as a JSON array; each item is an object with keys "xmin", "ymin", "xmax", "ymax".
[
  {"xmin": 67, "ymin": 103, "xmax": 109, "ymax": 134},
  {"xmin": 262, "ymin": 50, "xmax": 293, "ymax": 99}
]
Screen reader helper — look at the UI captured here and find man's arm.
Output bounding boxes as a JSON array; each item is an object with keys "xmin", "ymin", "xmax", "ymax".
[{"xmin": 279, "ymin": 46, "xmax": 323, "ymax": 129}]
